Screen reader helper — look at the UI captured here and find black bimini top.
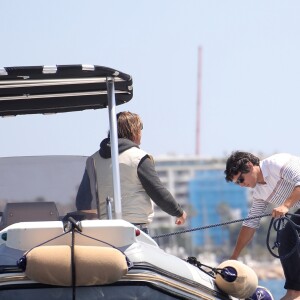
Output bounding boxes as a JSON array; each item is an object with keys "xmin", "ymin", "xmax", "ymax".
[{"xmin": 0, "ymin": 64, "xmax": 133, "ymax": 116}]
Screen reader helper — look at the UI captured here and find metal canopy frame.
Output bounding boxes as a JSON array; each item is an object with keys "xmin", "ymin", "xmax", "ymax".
[{"xmin": 0, "ymin": 64, "xmax": 134, "ymax": 219}]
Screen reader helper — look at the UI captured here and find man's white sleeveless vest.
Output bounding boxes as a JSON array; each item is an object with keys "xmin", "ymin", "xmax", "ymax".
[{"xmin": 87, "ymin": 147, "xmax": 154, "ymax": 224}]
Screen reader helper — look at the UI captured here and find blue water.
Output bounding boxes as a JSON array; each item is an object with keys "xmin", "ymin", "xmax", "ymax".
[{"xmin": 259, "ymin": 278, "xmax": 285, "ymax": 299}]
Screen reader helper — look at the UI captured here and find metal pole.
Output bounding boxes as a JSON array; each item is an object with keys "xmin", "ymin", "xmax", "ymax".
[
  {"xmin": 106, "ymin": 197, "xmax": 113, "ymax": 220},
  {"xmin": 196, "ymin": 47, "xmax": 202, "ymax": 156},
  {"xmin": 106, "ymin": 77, "xmax": 122, "ymax": 219}
]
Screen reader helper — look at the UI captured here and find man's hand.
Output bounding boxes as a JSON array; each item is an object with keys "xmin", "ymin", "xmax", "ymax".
[
  {"xmin": 273, "ymin": 186, "xmax": 300, "ymax": 218},
  {"xmin": 175, "ymin": 210, "xmax": 187, "ymax": 225},
  {"xmin": 272, "ymin": 204, "xmax": 289, "ymax": 218}
]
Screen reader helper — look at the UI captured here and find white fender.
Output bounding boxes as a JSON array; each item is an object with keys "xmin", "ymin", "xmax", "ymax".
[
  {"xmin": 24, "ymin": 245, "xmax": 128, "ymax": 286},
  {"xmin": 215, "ymin": 260, "xmax": 258, "ymax": 299}
]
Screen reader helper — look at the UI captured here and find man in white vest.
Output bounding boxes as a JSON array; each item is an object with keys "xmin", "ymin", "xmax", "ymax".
[{"xmin": 76, "ymin": 111, "xmax": 187, "ymax": 233}]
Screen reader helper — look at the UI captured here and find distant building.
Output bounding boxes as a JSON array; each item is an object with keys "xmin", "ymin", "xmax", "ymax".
[
  {"xmin": 153, "ymin": 155, "xmax": 226, "ymax": 224},
  {"xmin": 189, "ymin": 169, "xmax": 248, "ymax": 249},
  {"xmin": 151, "ymin": 155, "xmax": 248, "ymax": 252}
]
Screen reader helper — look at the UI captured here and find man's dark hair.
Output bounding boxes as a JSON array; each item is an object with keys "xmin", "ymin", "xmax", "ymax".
[{"xmin": 224, "ymin": 151, "xmax": 260, "ymax": 182}]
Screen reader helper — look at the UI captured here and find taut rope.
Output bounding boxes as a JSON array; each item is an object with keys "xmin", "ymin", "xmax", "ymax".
[{"xmin": 151, "ymin": 213, "xmax": 271, "ymax": 239}]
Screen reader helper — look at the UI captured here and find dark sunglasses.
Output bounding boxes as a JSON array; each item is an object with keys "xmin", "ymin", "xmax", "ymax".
[{"xmin": 235, "ymin": 173, "xmax": 245, "ymax": 185}]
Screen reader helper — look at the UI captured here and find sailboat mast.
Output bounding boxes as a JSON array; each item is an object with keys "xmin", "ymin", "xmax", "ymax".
[{"xmin": 196, "ymin": 47, "xmax": 202, "ymax": 156}]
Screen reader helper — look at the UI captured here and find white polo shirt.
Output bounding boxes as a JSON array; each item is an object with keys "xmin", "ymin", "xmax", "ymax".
[{"xmin": 243, "ymin": 153, "xmax": 300, "ymax": 228}]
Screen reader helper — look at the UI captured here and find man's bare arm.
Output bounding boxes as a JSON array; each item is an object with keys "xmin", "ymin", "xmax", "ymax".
[{"xmin": 230, "ymin": 226, "xmax": 256, "ymax": 259}]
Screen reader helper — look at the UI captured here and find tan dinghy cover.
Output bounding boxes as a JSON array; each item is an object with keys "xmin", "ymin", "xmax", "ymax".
[
  {"xmin": 25, "ymin": 245, "xmax": 128, "ymax": 286},
  {"xmin": 215, "ymin": 260, "xmax": 258, "ymax": 299}
]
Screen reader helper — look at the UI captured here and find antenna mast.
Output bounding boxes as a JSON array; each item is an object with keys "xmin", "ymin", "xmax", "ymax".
[{"xmin": 195, "ymin": 47, "xmax": 202, "ymax": 156}]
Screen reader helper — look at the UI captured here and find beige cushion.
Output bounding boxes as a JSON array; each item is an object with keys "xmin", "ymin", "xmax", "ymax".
[
  {"xmin": 215, "ymin": 260, "xmax": 258, "ymax": 299},
  {"xmin": 25, "ymin": 245, "xmax": 128, "ymax": 286}
]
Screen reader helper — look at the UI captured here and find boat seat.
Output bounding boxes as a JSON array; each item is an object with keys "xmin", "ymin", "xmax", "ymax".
[{"xmin": 0, "ymin": 202, "xmax": 60, "ymax": 231}]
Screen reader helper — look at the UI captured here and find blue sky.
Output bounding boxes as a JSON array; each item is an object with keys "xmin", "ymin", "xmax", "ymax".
[{"xmin": 1, "ymin": 1, "xmax": 300, "ymax": 158}]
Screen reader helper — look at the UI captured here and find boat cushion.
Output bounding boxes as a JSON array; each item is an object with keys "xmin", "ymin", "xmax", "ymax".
[{"xmin": 25, "ymin": 245, "xmax": 128, "ymax": 286}]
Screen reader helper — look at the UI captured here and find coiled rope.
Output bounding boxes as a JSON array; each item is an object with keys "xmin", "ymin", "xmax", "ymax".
[{"xmin": 266, "ymin": 212, "xmax": 300, "ymax": 260}]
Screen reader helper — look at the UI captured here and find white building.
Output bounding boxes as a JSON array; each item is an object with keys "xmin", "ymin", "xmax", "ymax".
[{"xmin": 151, "ymin": 154, "xmax": 226, "ymax": 231}]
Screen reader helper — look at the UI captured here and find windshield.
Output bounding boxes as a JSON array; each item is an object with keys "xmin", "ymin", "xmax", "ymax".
[{"xmin": 0, "ymin": 156, "xmax": 87, "ymax": 218}]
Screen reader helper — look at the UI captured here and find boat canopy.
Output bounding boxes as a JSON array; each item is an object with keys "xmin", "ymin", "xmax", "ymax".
[
  {"xmin": 0, "ymin": 64, "xmax": 133, "ymax": 219},
  {"xmin": 0, "ymin": 64, "xmax": 133, "ymax": 116}
]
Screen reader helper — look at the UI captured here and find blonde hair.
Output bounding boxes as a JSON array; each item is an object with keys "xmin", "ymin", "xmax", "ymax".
[{"xmin": 108, "ymin": 111, "xmax": 143, "ymax": 142}]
